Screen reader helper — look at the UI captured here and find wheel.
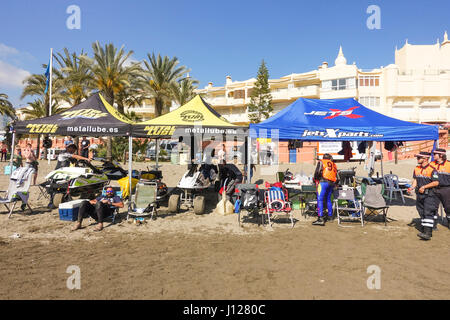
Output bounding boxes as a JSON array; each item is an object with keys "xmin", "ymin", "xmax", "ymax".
[
  {"xmin": 193, "ymin": 196, "xmax": 206, "ymax": 215},
  {"xmin": 168, "ymin": 194, "xmax": 180, "ymax": 213},
  {"xmin": 52, "ymin": 193, "xmax": 64, "ymax": 207}
]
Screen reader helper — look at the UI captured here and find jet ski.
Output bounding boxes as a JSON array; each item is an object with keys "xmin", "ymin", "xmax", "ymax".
[
  {"xmin": 42, "ymin": 160, "xmax": 109, "ymax": 208},
  {"xmin": 92, "ymin": 157, "xmax": 128, "ymax": 180}
]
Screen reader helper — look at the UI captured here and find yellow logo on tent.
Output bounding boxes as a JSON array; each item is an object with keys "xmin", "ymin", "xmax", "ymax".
[
  {"xmin": 60, "ymin": 109, "xmax": 108, "ymax": 120},
  {"xmin": 144, "ymin": 126, "xmax": 176, "ymax": 136},
  {"xmin": 180, "ymin": 110, "xmax": 204, "ymax": 122},
  {"xmin": 26, "ymin": 124, "xmax": 58, "ymax": 134}
]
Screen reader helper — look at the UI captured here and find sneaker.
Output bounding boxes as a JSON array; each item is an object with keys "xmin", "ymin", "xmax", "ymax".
[{"xmin": 312, "ymin": 217, "xmax": 325, "ymax": 226}]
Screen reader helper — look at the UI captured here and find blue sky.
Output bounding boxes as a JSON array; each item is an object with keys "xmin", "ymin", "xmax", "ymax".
[{"xmin": 0, "ymin": 0, "xmax": 449, "ymax": 108}]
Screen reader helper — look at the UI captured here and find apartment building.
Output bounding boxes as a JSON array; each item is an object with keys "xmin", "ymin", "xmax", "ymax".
[{"xmin": 198, "ymin": 32, "xmax": 450, "ymax": 126}]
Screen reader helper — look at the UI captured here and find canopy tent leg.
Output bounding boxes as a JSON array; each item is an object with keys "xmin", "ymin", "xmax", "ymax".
[
  {"xmin": 246, "ymin": 136, "xmax": 251, "ymax": 183},
  {"xmin": 155, "ymin": 138, "xmax": 159, "ymax": 169},
  {"xmin": 379, "ymin": 141, "xmax": 384, "ymax": 178},
  {"xmin": 190, "ymin": 135, "xmax": 195, "ymax": 164},
  {"xmin": 9, "ymin": 130, "xmax": 15, "ymax": 176},
  {"xmin": 128, "ymin": 135, "xmax": 133, "ymax": 211}
]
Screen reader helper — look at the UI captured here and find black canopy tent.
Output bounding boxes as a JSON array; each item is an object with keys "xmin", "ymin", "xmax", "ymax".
[{"xmin": 12, "ymin": 92, "xmax": 136, "ymax": 204}]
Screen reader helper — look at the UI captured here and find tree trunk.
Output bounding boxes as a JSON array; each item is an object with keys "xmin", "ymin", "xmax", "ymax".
[
  {"xmin": 102, "ymin": 91, "xmax": 114, "ymax": 161},
  {"xmin": 36, "ymin": 135, "xmax": 41, "ymax": 160},
  {"xmin": 74, "ymin": 137, "xmax": 80, "ymax": 155},
  {"xmin": 155, "ymin": 98, "xmax": 164, "ymax": 117}
]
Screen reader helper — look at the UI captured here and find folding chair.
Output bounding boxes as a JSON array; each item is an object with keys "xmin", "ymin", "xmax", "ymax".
[
  {"xmin": 100, "ymin": 186, "xmax": 123, "ymax": 224},
  {"xmin": 0, "ymin": 169, "xmax": 35, "ymax": 218},
  {"xmin": 264, "ymin": 186, "xmax": 293, "ymax": 227},
  {"xmin": 334, "ymin": 188, "xmax": 364, "ymax": 226},
  {"xmin": 362, "ymin": 184, "xmax": 389, "ymax": 226},
  {"xmin": 382, "ymin": 174, "xmax": 405, "ymax": 204},
  {"xmin": 127, "ymin": 181, "xmax": 158, "ymax": 221}
]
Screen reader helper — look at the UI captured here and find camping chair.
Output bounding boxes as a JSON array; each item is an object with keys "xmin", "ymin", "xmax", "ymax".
[
  {"xmin": 334, "ymin": 188, "xmax": 364, "ymax": 226},
  {"xmin": 0, "ymin": 168, "xmax": 35, "ymax": 218},
  {"xmin": 100, "ymin": 186, "xmax": 123, "ymax": 223},
  {"xmin": 382, "ymin": 174, "xmax": 405, "ymax": 204},
  {"xmin": 362, "ymin": 184, "xmax": 389, "ymax": 226},
  {"xmin": 234, "ymin": 183, "xmax": 262, "ymax": 227},
  {"xmin": 264, "ymin": 183, "xmax": 294, "ymax": 228},
  {"xmin": 127, "ymin": 181, "xmax": 158, "ymax": 221}
]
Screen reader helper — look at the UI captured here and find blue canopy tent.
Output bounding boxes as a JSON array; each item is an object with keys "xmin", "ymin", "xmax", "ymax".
[
  {"xmin": 249, "ymin": 98, "xmax": 438, "ymax": 141},
  {"xmin": 246, "ymin": 98, "xmax": 439, "ymax": 181}
]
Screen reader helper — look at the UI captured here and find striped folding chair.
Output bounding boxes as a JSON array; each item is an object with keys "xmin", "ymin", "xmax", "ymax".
[{"xmin": 264, "ymin": 187, "xmax": 293, "ymax": 227}]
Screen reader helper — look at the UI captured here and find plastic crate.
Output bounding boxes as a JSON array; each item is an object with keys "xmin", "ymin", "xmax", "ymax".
[{"xmin": 58, "ymin": 199, "xmax": 88, "ymax": 221}]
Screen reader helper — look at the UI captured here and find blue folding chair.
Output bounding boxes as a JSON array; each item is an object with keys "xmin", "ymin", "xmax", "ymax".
[{"xmin": 101, "ymin": 186, "xmax": 123, "ymax": 223}]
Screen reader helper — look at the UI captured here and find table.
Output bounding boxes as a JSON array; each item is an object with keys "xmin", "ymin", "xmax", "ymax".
[{"xmin": 285, "ymin": 184, "xmax": 317, "ymax": 217}]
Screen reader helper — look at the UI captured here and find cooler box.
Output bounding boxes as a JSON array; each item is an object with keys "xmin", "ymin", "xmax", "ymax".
[{"xmin": 58, "ymin": 199, "xmax": 88, "ymax": 221}]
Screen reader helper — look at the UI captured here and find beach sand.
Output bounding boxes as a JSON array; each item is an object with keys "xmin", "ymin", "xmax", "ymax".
[{"xmin": 0, "ymin": 158, "xmax": 449, "ymax": 299}]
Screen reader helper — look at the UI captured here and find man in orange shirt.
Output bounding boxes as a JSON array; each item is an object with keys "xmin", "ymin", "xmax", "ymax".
[{"xmin": 431, "ymin": 148, "xmax": 450, "ymax": 230}]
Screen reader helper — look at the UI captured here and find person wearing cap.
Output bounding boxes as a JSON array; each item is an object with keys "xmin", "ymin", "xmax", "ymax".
[
  {"xmin": 409, "ymin": 151, "xmax": 440, "ymax": 240},
  {"xmin": 431, "ymin": 148, "xmax": 450, "ymax": 229}
]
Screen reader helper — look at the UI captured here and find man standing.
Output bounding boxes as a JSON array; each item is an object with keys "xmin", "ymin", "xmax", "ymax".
[
  {"xmin": 312, "ymin": 153, "xmax": 338, "ymax": 226},
  {"xmin": 218, "ymin": 144, "xmax": 227, "ymax": 164},
  {"xmin": 64, "ymin": 136, "xmax": 74, "ymax": 148},
  {"xmin": 409, "ymin": 152, "xmax": 440, "ymax": 240},
  {"xmin": 431, "ymin": 148, "xmax": 450, "ymax": 230},
  {"xmin": 80, "ymin": 136, "xmax": 90, "ymax": 159}
]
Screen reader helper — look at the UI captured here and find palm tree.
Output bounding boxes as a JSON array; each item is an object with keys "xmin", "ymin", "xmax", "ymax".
[
  {"xmin": 54, "ymin": 48, "xmax": 93, "ymax": 106},
  {"xmin": 80, "ymin": 41, "xmax": 141, "ymax": 160},
  {"xmin": 141, "ymin": 53, "xmax": 188, "ymax": 117},
  {"xmin": 170, "ymin": 77, "xmax": 199, "ymax": 106},
  {"xmin": 0, "ymin": 93, "xmax": 15, "ymax": 119},
  {"xmin": 21, "ymin": 99, "xmax": 66, "ymax": 158},
  {"xmin": 54, "ymin": 48, "xmax": 94, "ymax": 153}
]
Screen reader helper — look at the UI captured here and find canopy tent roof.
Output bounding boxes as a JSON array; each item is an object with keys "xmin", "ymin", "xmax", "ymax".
[
  {"xmin": 14, "ymin": 93, "xmax": 133, "ymax": 136},
  {"xmin": 250, "ymin": 98, "xmax": 439, "ymax": 141},
  {"xmin": 132, "ymin": 95, "xmax": 247, "ymax": 138}
]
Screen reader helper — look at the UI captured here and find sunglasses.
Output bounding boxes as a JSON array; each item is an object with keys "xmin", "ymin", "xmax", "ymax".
[{"xmin": 106, "ymin": 190, "xmax": 115, "ymax": 193}]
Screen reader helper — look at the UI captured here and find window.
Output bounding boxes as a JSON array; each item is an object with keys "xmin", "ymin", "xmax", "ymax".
[
  {"xmin": 359, "ymin": 75, "xmax": 380, "ymax": 87},
  {"xmin": 234, "ymin": 90, "xmax": 245, "ymax": 99},
  {"xmin": 359, "ymin": 96, "xmax": 380, "ymax": 108},
  {"xmin": 327, "ymin": 78, "xmax": 355, "ymax": 91}
]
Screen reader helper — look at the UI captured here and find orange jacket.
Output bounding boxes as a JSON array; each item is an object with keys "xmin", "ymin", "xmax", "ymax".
[{"xmin": 320, "ymin": 159, "xmax": 338, "ymax": 182}]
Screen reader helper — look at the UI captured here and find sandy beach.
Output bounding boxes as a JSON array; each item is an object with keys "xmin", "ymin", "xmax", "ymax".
[{"xmin": 0, "ymin": 158, "xmax": 449, "ymax": 299}]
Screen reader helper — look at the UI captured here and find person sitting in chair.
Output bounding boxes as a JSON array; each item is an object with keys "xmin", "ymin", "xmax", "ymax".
[
  {"xmin": 219, "ymin": 163, "xmax": 243, "ymax": 200},
  {"xmin": 72, "ymin": 186, "xmax": 124, "ymax": 232}
]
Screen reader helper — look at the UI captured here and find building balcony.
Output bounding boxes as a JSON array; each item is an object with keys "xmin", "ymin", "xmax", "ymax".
[
  {"xmin": 204, "ymin": 97, "xmax": 227, "ymax": 105},
  {"xmin": 288, "ymin": 85, "xmax": 320, "ymax": 98}
]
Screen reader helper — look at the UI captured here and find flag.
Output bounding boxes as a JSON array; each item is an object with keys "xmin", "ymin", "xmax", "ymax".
[{"xmin": 44, "ymin": 61, "xmax": 50, "ymax": 94}]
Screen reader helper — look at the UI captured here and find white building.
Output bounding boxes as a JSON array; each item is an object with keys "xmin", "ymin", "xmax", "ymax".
[{"xmin": 197, "ymin": 32, "xmax": 450, "ymax": 126}]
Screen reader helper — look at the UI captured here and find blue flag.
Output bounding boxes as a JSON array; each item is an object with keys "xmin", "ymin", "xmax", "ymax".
[{"xmin": 44, "ymin": 61, "xmax": 50, "ymax": 94}]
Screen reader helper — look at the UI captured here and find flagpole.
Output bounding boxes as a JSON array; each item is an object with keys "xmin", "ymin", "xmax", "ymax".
[
  {"xmin": 47, "ymin": 48, "xmax": 53, "ymax": 164},
  {"xmin": 49, "ymin": 48, "xmax": 53, "ymax": 117}
]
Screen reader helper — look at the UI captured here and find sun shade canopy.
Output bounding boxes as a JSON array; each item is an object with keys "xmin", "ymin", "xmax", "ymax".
[
  {"xmin": 250, "ymin": 98, "xmax": 438, "ymax": 141},
  {"xmin": 14, "ymin": 93, "xmax": 133, "ymax": 136},
  {"xmin": 132, "ymin": 95, "xmax": 247, "ymax": 138}
]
